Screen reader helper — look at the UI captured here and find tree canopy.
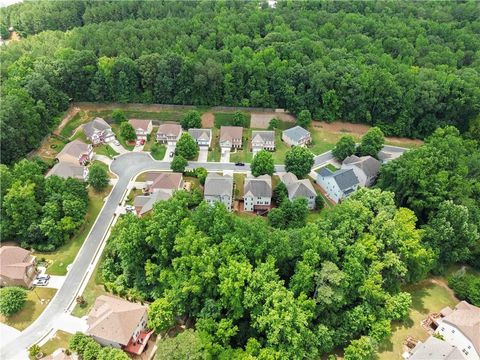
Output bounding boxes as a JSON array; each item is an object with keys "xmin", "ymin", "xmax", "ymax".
[
  {"xmin": 285, "ymin": 146, "xmax": 314, "ymax": 178},
  {"xmin": 332, "ymin": 135, "xmax": 356, "ymax": 161},
  {"xmin": 175, "ymin": 133, "xmax": 198, "ymax": 160},
  {"xmin": 250, "ymin": 150, "xmax": 274, "ymax": 177}
]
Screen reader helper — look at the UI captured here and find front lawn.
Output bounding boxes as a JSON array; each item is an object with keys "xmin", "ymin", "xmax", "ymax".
[
  {"xmin": 95, "ymin": 144, "xmax": 118, "ymax": 158},
  {"xmin": 35, "ymin": 330, "xmax": 71, "ymax": 359},
  {"xmin": 230, "ymin": 129, "xmax": 253, "ymax": 164},
  {"xmin": 0, "ymin": 288, "xmax": 57, "ymax": 331},
  {"xmin": 151, "ymin": 143, "xmax": 166, "ymax": 160},
  {"xmin": 110, "ymin": 124, "xmax": 134, "ymax": 151},
  {"xmin": 126, "ymin": 188, "xmax": 144, "ymax": 205},
  {"xmin": 143, "ymin": 129, "xmax": 158, "ymax": 152},
  {"xmin": 377, "ymin": 279, "xmax": 458, "ymax": 360},
  {"xmin": 208, "ymin": 128, "xmax": 221, "ymax": 162},
  {"xmin": 233, "ymin": 173, "xmax": 246, "ymax": 200},
  {"xmin": 39, "ymin": 186, "xmax": 112, "ymax": 276}
]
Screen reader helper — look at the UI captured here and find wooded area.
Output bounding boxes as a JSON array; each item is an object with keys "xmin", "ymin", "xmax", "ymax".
[{"xmin": 1, "ymin": 1, "xmax": 479, "ymax": 163}]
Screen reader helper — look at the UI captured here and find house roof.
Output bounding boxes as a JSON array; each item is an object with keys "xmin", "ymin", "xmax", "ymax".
[
  {"xmin": 204, "ymin": 173, "xmax": 233, "ymax": 197},
  {"xmin": 128, "ymin": 119, "xmax": 151, "ymax": 131},
  {"xmin": 280, "ymin": 172, "xmax": 298, "ymax": 185},
  {"xmin": 343, "ymin": 155, "xmax": 381, "ymax": 178},
  {"xmin": 147, "ymin": 172, "xmax": 183, "ymax": 190},
  {"xmin": 287, "ymin": 179, "xmax": 316, "ymax": 199},
  {"xmin": 83, "ymin": 118, "xmax": 111, "ymax": 138},
  {"xmin": 56, "ymin": 140, "xmax": 90, "ymax": 164},
  {"xmin": 252, "ymin": 131, "xmax": 275, "ymax": 143},
  {"xmin": 321, "ymin": 168, "xmax": 359, "ymax": 191},
  {"xmin": 47, "ymin": 162, "xmax": 85, "ymax": 180},
  {"xmin": 134, "ymin": 189, "xmax": 173, "ymax": 215},
  {"xmin": 409, "ymin": 336, "xmax": 464, "ymax": 360},
  {"xmin": 87, "ymin": 295, "xmax": 147, "ymax": 346},
  {"xmin": 42, "ymin": 348, "xmax": 73, "ymax": 360},
  {"xmin": 244, "ymin": 175, "xmax": 272, "ymax": 198},
  {"xmin": 442, "ymin": 301, "xmax": 480, "ymax": 354},
  {"xmin": 282, "ymin": 126, "xmax": 310, "ymax": 142},
  {"xmin": 0, "ymin": 246, "xmax": 35, "ymax": 281},
  {"xmin": 158, "ymin": 123, "xmax": 182, "ymax": 137},
  {"xmin": 188, "ymin": 128, "xmax": 211, "ymax": 142},
  {"xmin": 220, "ymin": 126, "xmax": 243, "ymax": 144}
]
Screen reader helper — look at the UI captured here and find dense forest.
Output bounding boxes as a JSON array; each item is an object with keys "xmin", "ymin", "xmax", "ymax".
[{"xmin": 1, "ymin": 0, "xmax": 480, "ymax": 164}]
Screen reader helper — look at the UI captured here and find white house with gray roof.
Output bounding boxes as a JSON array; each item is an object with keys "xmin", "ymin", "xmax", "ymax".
[
  {"xmin": 316, "ymin": 167, "xmax": 359, "ymax": 203},
  {"xmin": 47, "ymin": 162, "xmax": 89, "ymax": 181},
  {"xmin": 280, "ymin": 172, "xmax": 316, "ymax": 209},
  {"xmin": 251, "ymin": 131, "xmax": 275, "ymax": 153},
  {"xmin": 341, "ymin": 155, "xmax": 381, "ymax": 187},
  {"xmin": 83, "ymin": 117, "xmax": 115, "ymax": 145},
  {"xmin": 282, "ymin": 126, "xmax": 311, "ymax": 147},
  {"xmin": 188, "ymin": 128, "xmax": 212, "ymax": 147},
  {"xmin": 244, "ymin": 175, "xmax": 272, "ymax": 212},
  {"xmin": 204, "ymin": 173, "xmax": 234, "ymax": 211},
  {"xmin": 406, "ymin": 336, "xmax": 465, "ymax": 360}
]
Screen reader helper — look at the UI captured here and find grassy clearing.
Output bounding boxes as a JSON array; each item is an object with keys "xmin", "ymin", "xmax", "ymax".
[
  {"xmin": 88, "ymin": 109, "xmax": 196, "ymax": 122},
  {"xmin": 377, "ymin": 280, "xmax": 458, "ymax": 360},
  {"xmin": 233, "ymin": 173, "xmax": 246, "ymax": 200},
  {"xmin": 71, "ymin": 255, "xmax": 108, "ymax": 318},
  {"xmin": 35, "ymin": 330, "xmax": 71, "ymax": 359},
  {"xmin": 151, "ymin": 143, "xmax": 166, "ymax": 160},
  {"xmin": 214, "ymin": 112, "xmax": 251, "ymax": 128},
  {"xmin": 0, "ymin": 288, "xmax": 57, "ymax": 331},
  {"xmin": 60, "ymin": 112, "xmax": 85, "ymax": 138},
  {"xmin": 34, "ymin": 136, "xmax": 68, "ymax": 163},
  {"xmin": 272, "ymin": 130, "xmax": 290, "ymax": 164},
  {"xmin": 95, "ymin": 144, "xmax": 118, "ymax": 158},
  {"xmin": 308, "ymin": 129, "xmax": 338, "ymax": 155},
  {"xmin": 39, "ymin": 186, "xmax": 112, "ymax": 276}
]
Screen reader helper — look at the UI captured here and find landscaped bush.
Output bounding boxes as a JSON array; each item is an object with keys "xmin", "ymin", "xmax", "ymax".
[{"xmin": 0, "ymin": 287, "xmax": 28, "ymax": 317}]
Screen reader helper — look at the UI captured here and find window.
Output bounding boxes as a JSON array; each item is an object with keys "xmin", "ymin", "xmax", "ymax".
[{"xmin": 451, "ymin": 329, "xmax": 455, "ymax": 333}]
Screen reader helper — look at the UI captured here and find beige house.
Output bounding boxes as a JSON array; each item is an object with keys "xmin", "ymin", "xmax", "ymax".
[
  {"xmin": 251, "ymin": 131, "xmax": 275, "ymax": 152},
  {"xmin": 244, "ymin": 175, "xmax": 272, "ymax": 212},
  {"xmin": 87, "ymin": 295, "xmax": 152, "ymax": 355},
  {"xmin": 0, "ymin": 246, "xmax": 37, "ymax": 288},
  {"xmin": 157, "ymin": 123, "xmax": 182, "ymax": 144},
  {"xmin": 128, "ymin": 119, "xmax": 153, "ymax": 140},
  {"xmin": 341, "ymin": 155, "xmax": 381, "ymax": 187},
  {"xmin": 47, "ymin": 162, "xmax": 89, "ymax": 181},
  {"xmin": 220, "ymin": 126, "xmax": 243, "ymax": 149},
  {"xmin": 281, "ymin": 172, "xmax": 316, "ymax": 209},
  {"xmin": 55, "ymin": 140, "xmax": 93, "ymax": 166},
  {"xmin": 204, "ymin": 173, "xmax": 234, "ymax": 210}
]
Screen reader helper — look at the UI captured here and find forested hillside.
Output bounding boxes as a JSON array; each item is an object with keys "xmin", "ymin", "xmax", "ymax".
[{"xmin": 1, "ymin": 1, "xmax": 479, "ymax": 164}]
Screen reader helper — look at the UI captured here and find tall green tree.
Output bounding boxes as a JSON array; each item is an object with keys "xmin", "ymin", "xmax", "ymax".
[
  {"xmin": 120, "ymin": 122, "xmax": 136, "ymax": 142},
  {"xmin": 332, "ymin": 135, "xmax": 356, "ymax": 161},
  {"xmin": 0, "ymin": 287, "xmax": 27, "ymax": 317},
  {"xmin": 285, "ymin": 147, "xmax": 314, "ymax": 178},
  {"xmin": 175, "ymin": 133, "xmax": 198, "ymax": 160},
  {"xmin": 250, "ymin": 150, "xmax": 274, "ymax": 177},
  {"xmin": 296, "ymin": 110, "xmax": 312, "ymax": 128},
  {"xmin": 358, "ymin": 127, "xmax": 384, "ymax": 158},
  {"xmin": 171, "ymin": 155, "xmax": 188, "ymax": 172},
  {"xmin": 181, "ymin": 110, "xmax": 202, "ymax": 130},
  {"xmin": 88, "ymin": 163, "xmax": 109, "ymax": 191}
]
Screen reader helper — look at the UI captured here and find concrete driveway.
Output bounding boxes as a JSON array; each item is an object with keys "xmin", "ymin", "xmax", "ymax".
[
  {"xmin": 220, "ymin": 148, "xmax": 230, "ymax": 163},
  {"xmin": 108, "ymin": 142, "xmax": 128, "ymax": 155},
  {"xmin": 164, "ymin": 143, "xmax": 176, "ymax": 161},
  {"xmin": 198, "ymin": 146, "xmax": 208, "ymax": 162},
  {"xmin": 43, "ymin": 276, "xmax": 66, "ymax": 290}
]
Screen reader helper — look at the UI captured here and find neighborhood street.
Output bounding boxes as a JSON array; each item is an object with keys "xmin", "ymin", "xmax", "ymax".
[{"xmin": 0, "ymin": 146, "xmax": 406, "ymax": 359}]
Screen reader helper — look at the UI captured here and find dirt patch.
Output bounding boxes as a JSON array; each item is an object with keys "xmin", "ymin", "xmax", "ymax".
[
  {"xmin": 202, "ymin": 112, "xmax": 214, "ymax": 128},
  {"xmin": 250, "ymin": 112, "xmax": 295, "ymax": 129},
  {"xmin": 74, "ymin": 102, "xmax": 196, "ymax": 112},
  {"xmin": 312, "ymin": 121, "xmax": 423, "ymax": 147},
  {"xmin": 54, "ymin": 106, "xmax": 81, "ymax": 135}
]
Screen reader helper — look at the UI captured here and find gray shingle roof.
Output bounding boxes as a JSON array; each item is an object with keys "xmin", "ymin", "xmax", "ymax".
[
  {"xmin": 188, "ymin": 128, "xmax": 211, "ymax": 142},
  {"xmin": 244, "ymin": 175, "xmax": 272, "ymax": 198},
  {"xmin": 343, "ymin": 155, "xmax": 381, "ymax": 178},
  {"xmin": 287, "ymin": 179, "xmax": 316, "ymax": 198},
  {"xmin": 280, "ymin": 172, "xmax": 298, "ymax": 185},
  {"xmin": 318, "ymin": 167, "xmax": 333, "ymax": 177},
  {"xmin": 409, "ymin": 336, "xmax": 464, "ymax": 360},
  {"xmin": 283, "ymin": 126, "xmax": 310, "ymax": 142},
  {"xmin": 83, "ymin": 118, "xmax": 111, "ymax": 138},
  {"xmin": 332, "ymin": 169, "xmax": 359, "ymax": 190},
  {"xmin": 134, "ymin": 189, "xmax": 173, "ymax": 215},
  {"xmin": 204, "ymin": 174, "xmax": 233, "ymax": 197},
  {"xmin": 47, "ymin": 162, "xmax": 85, "ymax": 180},
  {"xmin": 252, "ymin": 131, "xmax": 275, "ymax": 143}
]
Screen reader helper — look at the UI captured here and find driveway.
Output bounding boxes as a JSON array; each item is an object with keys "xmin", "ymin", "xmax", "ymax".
[
  {"xmin": 43, "ymin": 276, "xmax": 66, "ymax": 290},
  {"xmin": 94, "ymin": 154, "xmax": 112, "ymax": 166},
  {"xmin": 164, "ymin": 143, "xmax": 176, "ymax": 161},
  {"xmin": 108, "ymin": 142, "xmax": 128, "ymax": 155},
  {"xmin": 0, "ymin": 323, "xmax": 20, "ymax": 348},
  {"xmin": 220, "ymin": 148, "xmax": 230, "ymax": 163},
  {"xmin": 198, "ymin": 146, "xmax": 208, "ymax": 162}
]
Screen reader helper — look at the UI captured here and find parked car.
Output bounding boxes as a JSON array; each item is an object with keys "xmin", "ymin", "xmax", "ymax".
[
  {"xmin": 113, "ymin": 140, "xmax": 120, "ymax": 146},
  {"xmin": 235, "ymin": 162, "xmax": 245, "ymax": 166},
  {"xmin": 33, "ymin": 278, "xmax": 49, "ymax": 286},
  {"xmin": 140, "ymin": 139, "xmax": 146, "ymax": 145},
  {"xmin": 36, "ymin": 274, "xmax": 50, "ymax": 281},
  {"xmin": 125, "ymin": 205, "xmax": 135, "ymax": 212},
  {"xmin": 169, "ymin": 151, "xmax": 174, "ymax": 158}
]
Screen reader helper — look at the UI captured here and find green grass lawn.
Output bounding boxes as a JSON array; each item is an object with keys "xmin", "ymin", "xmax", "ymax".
[
  {"xmin": 214, "ymin": 112, "xmax": 251, "ymax": 128},
  {"xmin": 88, "ymin": 109, "xmax": 198, "ymax": 122},
  {"xmin": 71, "ymin": 130, "xmax": 88, "ymax": 142},
  {"xmin": 143, "ymin": 129, "xmax": 158, "ymax": 151},
  {"xmin": 233, "ymin": 173, "xmax": 246, "ymax": 200},
  {"xmin": 208, "ymin": 128, "xmax": 221, "ymax": 162},
  {"xmin": 126, "ymin": 188, "xmax": 144, "ymax": 205},
  {"xmin": 39, "ymin": 186, "xmax": 112, "ymax": 276},
  {"xmin": 110, "ymin": 124, "xmax": 135, "ymax": 151},
  {"xmin": 95, "ymin": 144, "xmax": 118, "ymax": 158},
  {"xmin": 0, "ymin": 288, "xmax": 57, "ymax": 331},
  {"xmin": 35, "ymin": 330, "xmax": 71, "ymax": 359},
  {"xmin": 60, "ymin": 112, "xmax": 85, "ymax": 138},
  {"xmin": 377, "ymin": 280, "xmax": 458, "ymax": 360},
  {"xmin": 151, "ymin": 143, "xmax": 166, "ymax": 160},
  {"xmin": 308, "ymin": 128, "xmax": 338, "ymax": 155},
  {"xmin": 230, "ymin": 129, "xmax": 253, "ymax": 163},
  {"xmin": 272, "ymin": 130, "xmax": 290, "ymax": 164},
  {"xmin": 71, "ymin": 255, "xmax": 108, "ymax": 318}
]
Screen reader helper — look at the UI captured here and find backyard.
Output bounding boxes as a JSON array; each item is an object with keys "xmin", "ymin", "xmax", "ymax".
[
  {"xmin": 0, "ymin": 288, "xmax": 57, "ymax": 331},
  {"xmin": 39, "ymin": 186, "xmax": 112, "ymax": 276}
]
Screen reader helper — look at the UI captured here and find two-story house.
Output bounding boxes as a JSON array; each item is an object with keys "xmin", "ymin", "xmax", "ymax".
[
  {"xmin": 188, "ymin": 128, "xmax": 212, "ymax": 148},
  {"xmin": 243, "ymin": 175, "xmax": 272, "ymax": 212},
  {"xmin": 0, "ymin": 246, "xmax": 38, "ymax": 288},
  {"xmin": 83, "ymin": 117, "xmax": 115, "ymax": 145},
  {"xmin": 219, "ymin": 126, "xmax": 243, "ymax": 149},
  {"xmin": 128, "ymin": 119, "xmax": 153, "ymax": 141},
  {"xmin": 204, "ymin": 173, "xmax": 234, "ymax": 210},
  {"xmin": 341, "ymin": 155, "xmax": 381, "ymax": 187},
  {"xmin": 282, "ymin": 126, "xmax": 311, "ymax": 147},
  {"xmin": 156, "ymin": 123, "xmax": 182, "ymax": 145},
  {"xmin": 280, "ymin": 172, "xmax": 317, "ymax": 209},
  {"xmin": 55, "ymin": 139, "xmax": 93, "ymax": 166},
  {"xmin": 316, "ymin": 167, "xmax": 359, "ymax": 203},
  {"xmin": 251, "ymin": 131, "xmax": 275, "ymax": 153},
  {"xmin": 87, "ymin": 295, "xmax": 153, "ymax": 355}
]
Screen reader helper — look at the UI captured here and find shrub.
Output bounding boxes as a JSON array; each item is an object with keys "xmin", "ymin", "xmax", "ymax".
[{"xmin": 0, "ymin": 287, "xmax": 27, "ymax": 317}]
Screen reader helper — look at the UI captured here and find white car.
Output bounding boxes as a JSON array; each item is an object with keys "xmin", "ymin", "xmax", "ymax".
[
  {"xmin": 125, "ymin": 205, "xmax": 135, "ymax": 212},
  {"xmin": 33, "ymin": 278, "xmax": 49, "ymax": 286},
  {"xmin": 113, "ymin": 140, "xmax": 120, "ymax": 146}
]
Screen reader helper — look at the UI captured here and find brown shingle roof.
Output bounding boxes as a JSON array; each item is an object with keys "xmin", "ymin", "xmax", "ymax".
[
  {"xmin": 128, "ymin": 119, "xmax": 151, "ymax": 131},
  {"xmin": 158, "ymin": 123, "xmax": 182, "ymax": 137},
  {"xmin": 56, "ymin": 140, "xmax": 90, "ymax": 164},
  {"xmin": 0, "ymin": 246, "xmax": 35, "ymax": 281},
  {"xmin": 87, "ymin": 295, "xmax": 147, "ymax": 346},
  {"xmin": 146, "ymin": 172, "xmax": 183, "ymax": 191},
  {"xmin": 442, "ymin": 301, "xmax": 480, "ymax": 354},
  {"xmin": 220, "ymin": 126, "xmax": 243, "ymax": 146}
]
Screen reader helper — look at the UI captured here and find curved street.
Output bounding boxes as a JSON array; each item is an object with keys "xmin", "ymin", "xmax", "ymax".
[{"xmin": 0, "ymin": 146, "xmax": 406, "ymax": 359}]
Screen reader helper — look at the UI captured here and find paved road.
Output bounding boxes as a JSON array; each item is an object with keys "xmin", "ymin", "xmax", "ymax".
[{"xmin": 1, "ymin": 146, "xmax": 407, "ymax": 359}]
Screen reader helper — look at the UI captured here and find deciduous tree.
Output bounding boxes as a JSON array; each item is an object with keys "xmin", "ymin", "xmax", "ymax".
[
  {"xmin": 285, "ymin": 147, "xmax": 314, "ymax": 178},
  {"xmin": 251, "ymin": 150, "xmax": 274, "ymax": 177}
]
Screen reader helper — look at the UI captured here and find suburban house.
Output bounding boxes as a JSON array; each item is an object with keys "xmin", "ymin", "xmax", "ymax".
[
  {"xmin": 204, "ymin": 173, "xmax": 234, "ymax": 210},
  {"xmin": 280, "ymin": 172, "xmax": 316, "ymax": 209},
  {"xmin": 219, "ymin": 126, "xmax": 243, "ymax": 149},
  {"xmin": 316, "ymin": 167, "xmax": 359, "ymax": 203},
  {"xmin": 128, "ymin": 119, "xmax": 153, "ymax": 141},
  {"xmin": 243, "ymin": 175, "xmax": 272, "ymax": 212},
  {"xmin": 251, "ymin": 131, "xmax": 275, "ymax": 152},
  {"xmin": 87, "ymin": 295, "xmax": 152, "ymax": 355},
  {"xmin": 47, "ymin": 162, "xmax": 89, "ymax": 181},
  {"xmin": 406, "ymin": 301, "xmax": 480, "ymax": 360},
  {"xmin": 341, "ymin": 155, "xmax": 381, "ymax": 187},
  {"xmin": 0, "ymin": 246, "xmax": 37, "ymax": 288},
  {"xmin": 189, "ymin": 128, "xmax": 212, "ymax": 148},
  {"xmin": 83, "ymin": 117, "xmax": 115, "ymax": 145},
  {"xmin": 156, "ymin": 123, "xmax": 182, "ymax": 144},
  {"xmin": 56, "ymin": 140, "xmax": 93, "ymax": 166},
  {"xmin": 134, "ymin": 172, "xmax": 184, "ymax": 216},
  {"xmin": 282, "ymin": 126, "xmax": 311, "ymax": 147}
]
